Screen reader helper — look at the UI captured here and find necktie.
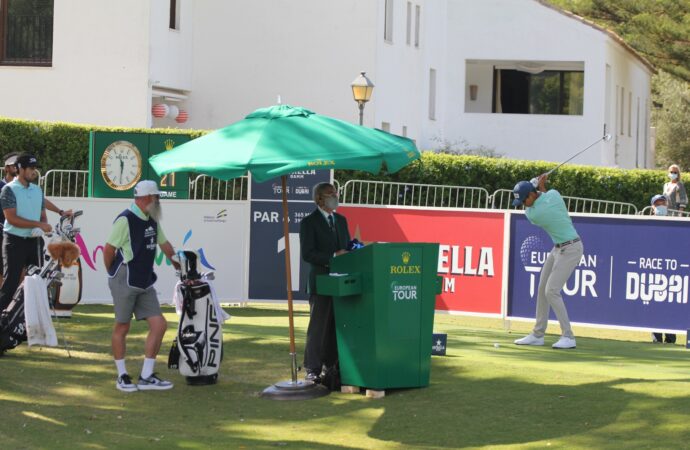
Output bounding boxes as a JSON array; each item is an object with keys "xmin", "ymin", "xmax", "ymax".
[{"xmin": 328, "ymin": 215, "xmax": 337, "ymax": 239}]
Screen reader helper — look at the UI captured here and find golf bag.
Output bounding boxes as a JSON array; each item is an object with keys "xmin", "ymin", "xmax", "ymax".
[
  {"xmin": 0, "ymin": 211, "xmax": 83, "ymax": 356},
  {"xmin": 169, "ymin": 250, "xmax": 223, "ymax": 385},
  {"xmin": 0, "ymin": 285, "xmax": 29, "ymax": 354}
]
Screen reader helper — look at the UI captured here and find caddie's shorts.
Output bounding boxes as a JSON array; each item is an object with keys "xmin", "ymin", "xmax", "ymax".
[{"xmin": 108, "ymin": 265, "xmax": 161, "ymax": 323}]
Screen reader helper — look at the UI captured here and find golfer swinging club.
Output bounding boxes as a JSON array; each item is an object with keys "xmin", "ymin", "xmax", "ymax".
[{"xmin": 512, "ymin": 174, "xmax": 581, "ymax": 349}]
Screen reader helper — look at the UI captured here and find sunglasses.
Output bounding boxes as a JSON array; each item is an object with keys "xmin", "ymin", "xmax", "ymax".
[{"xmin": 670, "ymin": 172, "xmax": 679, "ymax": 174}]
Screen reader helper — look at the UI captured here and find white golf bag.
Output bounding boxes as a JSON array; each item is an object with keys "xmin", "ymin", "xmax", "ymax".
[{"xmin": 169, "ymin": 250, "xmax": 226, "ymax": 385}]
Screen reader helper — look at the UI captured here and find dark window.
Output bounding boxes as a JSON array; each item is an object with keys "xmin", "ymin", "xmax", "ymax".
[
  {"xmin": 169, "ymin": 0, "xmax": 179, "ymax": 30},
  {"xmin": 0, "ymin": 0, "xmax": 54, "ymax": 66},
  {"xmin": 493, "ymin": 69, "xmax": 584, "ymax": 115}
]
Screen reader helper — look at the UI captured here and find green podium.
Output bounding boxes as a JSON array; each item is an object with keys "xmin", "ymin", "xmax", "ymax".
[{"xmin": 316, "ymin": 242, "xmax": 441, "ymax": 390}]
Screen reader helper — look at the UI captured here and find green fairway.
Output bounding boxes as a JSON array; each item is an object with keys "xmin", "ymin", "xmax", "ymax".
[{"xmin": 1, "ymin": 304, "xmax": 689, "ymax": 449}]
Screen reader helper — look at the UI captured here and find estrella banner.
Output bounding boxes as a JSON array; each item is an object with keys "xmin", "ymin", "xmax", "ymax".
[
  {"xmin": 508, "ymin": 214, "xmax": 690, "ymax": 331},
  {"xmin": 49, "ymin": 198, "xmax": 249, "ymax": 303},
  {"xmin": 339, "ymin": 206, "xmax": 504, "ymax": 315}
]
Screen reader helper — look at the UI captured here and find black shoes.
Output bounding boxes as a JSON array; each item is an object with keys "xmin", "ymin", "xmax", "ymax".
[{"xmin": 305, "ymin": 369, "xmax": 321, "ymax": 384}]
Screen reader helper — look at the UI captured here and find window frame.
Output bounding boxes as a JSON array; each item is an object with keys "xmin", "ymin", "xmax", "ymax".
[
  {"xmin": 0, "ymin": 0, "xmax": 54, "ymax": 67},
  {"xmin": 384, "ymin": 0, "xmax": 394, "ymax": 43}
]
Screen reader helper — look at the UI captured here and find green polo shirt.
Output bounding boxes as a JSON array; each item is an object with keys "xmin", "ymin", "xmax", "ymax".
[
  {"xmin": 525, "ymin": 190, "xmax": 579, "ymax": 245},
  {"xmin": 106, "ymin": 204, "xmax": 167, "ymax": 263}
]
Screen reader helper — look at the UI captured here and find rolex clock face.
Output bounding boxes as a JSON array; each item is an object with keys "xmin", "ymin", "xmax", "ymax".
[{"xmin": 100, "ymin": 141, "xmax": 143, "ymax": 190}]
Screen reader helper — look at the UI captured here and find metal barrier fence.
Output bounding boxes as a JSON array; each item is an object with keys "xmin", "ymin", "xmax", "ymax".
[
  {"xmin": 341, "ymin": 179, "xmax": 490, "ymax": 209},
  {"xmin": 28, "ymin": 170, "xmax": 648, "ymax": 216},
  {"xmin": 41, "ymin": 170, "xmax": 88, "ymax": 197},
  {"xmin": 189, "ymin": 174, "xmax": 248, "ymax": 201},
  {"xmin": 490, "ymin": 188, "xmax": 638, "ymax": 215},
  {"xmin": 638, "ymin": 206, "xmax": 690, "ymax": 217}
]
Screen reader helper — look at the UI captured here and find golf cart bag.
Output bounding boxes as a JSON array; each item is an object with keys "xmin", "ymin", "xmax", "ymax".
[
  {"xmin": 0, "ymin": 211, "xmax": 83, "ymax": 356},
  {"xmin": 0, "ymin": 286, "xmax": 29, "ymax": 354},
  {"xmin": 169, "ymin": 250, "xmax": 223, "ymax": 385}
]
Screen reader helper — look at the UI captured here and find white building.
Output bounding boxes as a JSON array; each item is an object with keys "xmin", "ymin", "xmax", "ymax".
[{"xmin": 0, "ymin": 0, "xmax": 654, "ymax": 168}]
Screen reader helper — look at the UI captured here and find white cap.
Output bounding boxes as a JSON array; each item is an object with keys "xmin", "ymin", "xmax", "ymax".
[{"xmin": 133, "ymin": 180, "xmax": 161, "ymax": 197}]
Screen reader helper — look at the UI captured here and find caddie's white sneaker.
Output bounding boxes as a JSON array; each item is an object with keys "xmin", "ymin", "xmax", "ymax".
[
  {"xmin": 514, "ymin": 334, "xmax": 544, "ymax": 346},
  {"xmin": 552, "ymin": 336, "xmax": 576, "ymax": 349}
]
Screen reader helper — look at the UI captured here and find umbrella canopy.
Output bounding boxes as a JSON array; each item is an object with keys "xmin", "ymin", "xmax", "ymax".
[{"xmin": 149, "ymin": 104, "xmax": 419, "ymax": 181}]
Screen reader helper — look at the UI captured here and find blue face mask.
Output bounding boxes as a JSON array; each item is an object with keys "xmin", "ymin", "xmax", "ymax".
[
  {"xmin": 654, "ymin": 205, "xmax": 668, "ymax": 216},
  {"xmin": 669, "ymin": 172, "xmax": 678, "ymax": 181}
]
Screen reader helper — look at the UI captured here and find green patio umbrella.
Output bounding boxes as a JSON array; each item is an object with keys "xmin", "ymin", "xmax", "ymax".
[{"xmin": 150, "ymin": 104, "xmax": 420, "ymax": 399}]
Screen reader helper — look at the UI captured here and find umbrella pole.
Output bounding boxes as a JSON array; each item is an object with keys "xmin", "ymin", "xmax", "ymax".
[
  {"xmin": 260, "ymin": 175, "xmax": 329, "ymax": 400},
  {"xmin": 281, "ymin": 175, "xmax": 298, "ymax": 383}
]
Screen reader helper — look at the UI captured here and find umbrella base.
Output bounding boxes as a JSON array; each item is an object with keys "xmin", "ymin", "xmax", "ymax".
[{"xmin": 260, "ymin": 380, "xmax": 330, "ymax": 401}]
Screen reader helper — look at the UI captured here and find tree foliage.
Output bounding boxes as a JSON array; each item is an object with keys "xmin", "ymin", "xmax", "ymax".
[
  {"xmin": 652, "ymin": 71, "xmax": 690, "ymax": 170},
  {"xmin": 547, "ymin": 0, "xmax": 690, "ymax": 83}
]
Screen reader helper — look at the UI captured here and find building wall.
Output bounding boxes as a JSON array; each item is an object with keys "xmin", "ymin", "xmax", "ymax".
[
  {"xmin": 443, "ymin": 0, "xmax": 652, "ymax": 168},
  {"xmin": 0, "ymin": 0, "xmax": 152, "ymax": 127},
  {"xmin": 186, "ymin": 0, "xmax": 378, "ymax": 130},
  {"xmin": 149, "ymin": 0, "xmax": 193, "ymax": 91},
  {"xmin": 374, "ymin": 0, "xmax": 447, "ymax": 145},
  {"xmin": 604, "ymin": 40, "xmax": 652, "ymax": 169}
]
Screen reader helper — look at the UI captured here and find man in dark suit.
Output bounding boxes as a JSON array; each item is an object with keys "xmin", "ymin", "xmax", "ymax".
[{"xmin": 300, "ymin": 182, "xmax": 350, "ymax": 382}]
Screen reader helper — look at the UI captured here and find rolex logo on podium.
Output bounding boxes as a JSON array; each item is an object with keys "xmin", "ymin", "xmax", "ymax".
[
  {"xmin": 164, "ymin": 139, "xmax": 175, "ymax": 151},
  {"xmin": 402, "ymin": 251, "xmax": 411, "ymax": 265}
]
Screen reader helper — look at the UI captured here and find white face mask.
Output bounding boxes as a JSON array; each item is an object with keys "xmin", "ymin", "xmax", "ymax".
[
  {"xmin": 654, "ymin": 205, "xmax": 668, "ymax": 216},
  {"xmin": 669, "ymin": 172, "xmax": 678, "ymax": 181},
  {"xmin": 324, "ymin": 196, "xmax": 339, "ymax": 211}
]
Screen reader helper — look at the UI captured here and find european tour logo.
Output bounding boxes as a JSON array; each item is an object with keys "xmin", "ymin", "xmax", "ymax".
[
  {"xmin": 74, "ymin": 229, "xmax": 216, "ymax": 272},
  {"xmin": 519, "ymin": 235, "xmax": 597, "ymax": 298}
]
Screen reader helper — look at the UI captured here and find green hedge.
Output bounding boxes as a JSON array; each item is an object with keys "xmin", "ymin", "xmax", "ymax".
[
  {"xmin": 0, "ymin": 117, "xmax": 667, "ymax": 210},
  {"xmin": 335, "ymin": 153, "xmax": 668, "ymax": 211},
  {"xmin": 0, "ymin": 117, "xmax": 206, "ymax": 172}
]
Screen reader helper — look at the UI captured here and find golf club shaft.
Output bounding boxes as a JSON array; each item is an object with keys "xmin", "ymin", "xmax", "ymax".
[{"xmin": 546, "ymin": 134, "xmax": 611, "ymax": 176}]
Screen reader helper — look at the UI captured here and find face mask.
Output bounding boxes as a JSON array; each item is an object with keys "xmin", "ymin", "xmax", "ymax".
[
  {"xmin": 324, "ymin": 196, "xmax": 339, "ymax": 210},
  {"xmin": 654, "ymin": 205, "xmax": 668, "ymax": 216},
  {"xmin": 147, "ymin": 198, "xmax": 162, "ymax": 221},
  {"xmin": 669, "ymin": 173, "xmax": 678, "ymax": 181}
]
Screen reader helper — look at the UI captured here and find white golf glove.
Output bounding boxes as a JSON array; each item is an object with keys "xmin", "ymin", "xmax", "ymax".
[
  {"xmin": 30, "ymin": 227, "xmax": 44, "ymax": 237},
  {"xmin": 530, "ymin": 178, "xmax": 539, "ymax": 188}
]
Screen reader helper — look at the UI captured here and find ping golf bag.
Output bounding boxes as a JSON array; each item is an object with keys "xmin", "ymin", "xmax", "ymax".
[
  {"xmin": 0, "ymin": 211, "xmax": 82, "ymax": 356},
  {"xmin": 169, "ymin": 250, "xmax": 224, "ymax": 385}
]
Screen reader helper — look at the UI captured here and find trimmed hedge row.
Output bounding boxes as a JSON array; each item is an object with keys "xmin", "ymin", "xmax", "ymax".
[
  {"xmin": 335, "ymin": 153, "xmax": 668, "ymax": 210},
  {"xmin": 0, "ymin": 117, "xmax": 668, "ymax": 210},
  {"xmin": 0, "ymin": 117, "xmax": 205, "ymax": 172}
]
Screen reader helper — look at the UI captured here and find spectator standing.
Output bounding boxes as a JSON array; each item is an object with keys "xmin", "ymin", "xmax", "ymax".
[
  {"xmin": 649, "ymin": 194, "xmax": 676, "ymax": 344},
  {"xmin": 663, "ymin": 164, "xmax": 687, "ymax": 215}
]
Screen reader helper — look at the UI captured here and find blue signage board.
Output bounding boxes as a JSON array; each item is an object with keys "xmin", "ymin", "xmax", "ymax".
[
  {"xmin": 508, "ymin": 214, "xmax": 690, "ymax": 331},
  {"xmin": 248, "ymin": 170, "xmax": 331, "ymax": 301},
  {"xmin": 251, "ymin": 170, "xmax": 326, "ymax": 201}
]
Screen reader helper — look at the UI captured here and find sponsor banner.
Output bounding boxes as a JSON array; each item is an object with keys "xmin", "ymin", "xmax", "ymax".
[
  {"xmin": 508, "ymin": 214, "xmax": 690, "ymax": 331},
  {"xmin": 339, "ymin": 206, "xmax": 504, "ymax": 314},
  {"xmin": 49, "ymin": 198, "xmax": 248, "ymax": 304},
  {"xmin": 248, "ymin": 201, "xmax": 313, "ymax": 300},
  {"xmin": 250, "ymin": 171, "xmax": 329, "ymax": 201},
  {"xmin": 247, "ymin": 171, "xmax": 330, "ymax": 300}
]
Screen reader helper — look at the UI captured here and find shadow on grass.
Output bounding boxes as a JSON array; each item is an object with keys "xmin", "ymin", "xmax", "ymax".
[{"xmin": 2, "ymin": 305, "xmax": 690, "ymax": 449}]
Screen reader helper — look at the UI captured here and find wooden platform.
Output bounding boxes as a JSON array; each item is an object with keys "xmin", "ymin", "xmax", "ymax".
[{"xmin": 340, "ymin": 385, "xmax": 385, "ymax": 398}]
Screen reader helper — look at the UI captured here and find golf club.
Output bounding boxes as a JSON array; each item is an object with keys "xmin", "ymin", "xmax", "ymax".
[{"xmin": 545, "ymin": 133, "xmax": 612, "ymax": 176}]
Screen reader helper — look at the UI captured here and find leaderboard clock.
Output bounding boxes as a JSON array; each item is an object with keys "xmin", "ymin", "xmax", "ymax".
[
  {"xmin": 101, "ymin": 140, "xmax": 142, "ymax": 190},
  {"xmin": 89, "ymin": 131, "xmax": 191, "ymax": 199}
]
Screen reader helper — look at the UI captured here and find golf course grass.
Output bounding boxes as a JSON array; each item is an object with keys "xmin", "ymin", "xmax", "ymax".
[{"xmin": 1, "ymin": 304, "xmax": 689, "ymax": 449}]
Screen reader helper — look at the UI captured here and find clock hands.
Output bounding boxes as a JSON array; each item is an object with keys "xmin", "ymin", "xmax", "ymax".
[{"xmin": 119, "ymin": 157, "xmax": 124, "ymax": 184}]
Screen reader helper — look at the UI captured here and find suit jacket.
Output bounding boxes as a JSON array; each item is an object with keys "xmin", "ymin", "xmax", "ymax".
[{"xmin": 300, "ymin": 208, "xmax": 351, "ymax": 294}]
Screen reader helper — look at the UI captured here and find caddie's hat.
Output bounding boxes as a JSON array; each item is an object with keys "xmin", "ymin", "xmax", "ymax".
[{"xmin": 133, "ymin": 180, "xmax": 161, "ymax": 197}]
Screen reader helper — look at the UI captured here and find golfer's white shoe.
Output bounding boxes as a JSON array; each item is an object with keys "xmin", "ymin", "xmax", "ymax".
[
  {"xmin": 116, "ymin": 374, "xmax": 138, "ymax": 392},
  {"xmin": 137, "ymin": 373, "xmax": 174, "ymax": 390},
  {"xmin": 552, "ymin": 336, "xmax": 577, "ymax": 349},
  {"xmin": 514, "ymin": 334, "xmax": 544, "ymax": 346}
]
